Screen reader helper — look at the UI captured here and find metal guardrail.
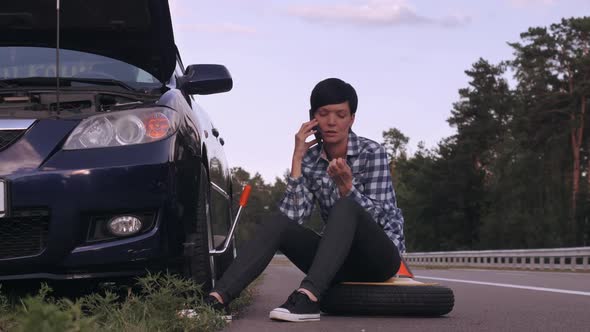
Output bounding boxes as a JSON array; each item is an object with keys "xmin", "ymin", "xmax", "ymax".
[{"xmin": 404, "ymin": 247, "xmax": 590, "ymax": 271}]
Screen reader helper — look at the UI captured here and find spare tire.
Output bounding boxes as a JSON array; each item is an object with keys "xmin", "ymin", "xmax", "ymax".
[{"xmin": 320, "ymin": 280, "xmax": 454, "ymax": 316}]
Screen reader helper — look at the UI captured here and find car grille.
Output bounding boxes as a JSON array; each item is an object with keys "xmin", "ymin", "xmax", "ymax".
[
  {"xmin": 0, "ymin": 210, "xmax": 50, "ymax": 259},
  {"xmin": 0, "ymin": 129, "xmax": 24, "ymax": 150}
]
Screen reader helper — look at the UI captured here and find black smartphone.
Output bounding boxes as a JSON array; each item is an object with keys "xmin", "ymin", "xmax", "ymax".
[
  {"xmin": 312, "ymin": 125, "xmax": 323, "ymax": 142},
  {"xmin": 309, "ymin": 109, "xmax": 322, "ymax": 143}
]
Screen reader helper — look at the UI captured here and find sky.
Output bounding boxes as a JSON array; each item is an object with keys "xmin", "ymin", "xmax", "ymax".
[{"xmin": 168, "ymin": 0, "xmax": 590, "ymax": 183}]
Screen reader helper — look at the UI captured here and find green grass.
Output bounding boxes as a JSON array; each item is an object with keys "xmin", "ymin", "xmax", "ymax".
[{"xmin": 0, "ymin": 273, "xmax": 259, "ymax": 332}]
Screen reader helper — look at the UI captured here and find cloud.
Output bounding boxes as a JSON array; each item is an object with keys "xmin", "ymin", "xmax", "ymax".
[
  {"xmin": 286, "ymin": 0, "xmax": 471, "ymax": 28},
  {"xmin": 508, "ymin": 0, "xmax": 555, "ymax": 7},
  {"xmin": 175, "ymin": 23, "xmax": 257, "ymax": 35},
  {"xmin": 169, "ymin": 0, "xmax": 256, "ymax": 35}
]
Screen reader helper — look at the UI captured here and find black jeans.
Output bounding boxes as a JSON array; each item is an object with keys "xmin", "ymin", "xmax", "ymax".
[{"xmin": 212, "ymin": 197, "xmax": 401, "ymax": 303}]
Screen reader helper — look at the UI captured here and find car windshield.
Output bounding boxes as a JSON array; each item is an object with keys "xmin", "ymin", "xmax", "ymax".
[{"xmin": 0, "ymin": 47, "xmax": 162, "ymax": 89}]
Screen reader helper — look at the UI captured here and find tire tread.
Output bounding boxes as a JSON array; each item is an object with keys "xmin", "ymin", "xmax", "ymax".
[{"xmin": 320, "ymin": 284, "xmax": 454, "ymax": 316}]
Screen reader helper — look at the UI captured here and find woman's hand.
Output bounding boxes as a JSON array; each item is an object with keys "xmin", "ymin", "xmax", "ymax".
[
  {"xmin": 293, "ymin": 119, "xmax": 319, "ymax": 160},
  {"xmin": 291, "ymin": 119, "xmax": 319, "ymax": 178},
  {"xmin": 327, "ymin": 158, "xmax": 353, "ymax": 197}
]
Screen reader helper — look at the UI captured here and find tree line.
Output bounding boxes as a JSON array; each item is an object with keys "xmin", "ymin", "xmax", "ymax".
[{"xmin": 231, "ymin": 17, "xmax": 590, "ymax": 252}]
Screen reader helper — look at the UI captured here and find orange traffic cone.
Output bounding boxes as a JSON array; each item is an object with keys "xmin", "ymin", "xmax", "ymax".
[{"xmin": 396, "ymin": 257, "xmax": 414, "ymax": 278}]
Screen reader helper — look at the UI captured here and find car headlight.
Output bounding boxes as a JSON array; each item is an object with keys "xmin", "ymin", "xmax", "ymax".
[{"xmin": 63, "ymin": 107, "xmax": 179, "ymax": 150}]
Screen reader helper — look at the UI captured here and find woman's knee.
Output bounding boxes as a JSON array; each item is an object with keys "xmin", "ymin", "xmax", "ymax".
[
  {"xmin": 328, "ymin": 197, "xmax": 365, "ymax": 224},
  {"xmin": 258, "ymin": 212, "xmax": 291, "ymax": 234},
  {"xmin": 331, "ymin": 196, "xmax": 362, "ymax": 214}
]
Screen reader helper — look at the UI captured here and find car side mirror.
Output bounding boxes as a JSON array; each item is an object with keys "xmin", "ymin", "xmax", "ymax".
[{"xmin": 179, "ymin": 64, "xmax": 233, "ymax": 95}]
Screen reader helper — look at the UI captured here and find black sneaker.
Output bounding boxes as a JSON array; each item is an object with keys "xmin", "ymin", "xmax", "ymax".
[
  {"xmin": 269, "ymin": 290, "xmax": 320, "ymax": 322},
  {"xmin": 204, "ymin": 295, "xmax": 232, "ymax": 321}
]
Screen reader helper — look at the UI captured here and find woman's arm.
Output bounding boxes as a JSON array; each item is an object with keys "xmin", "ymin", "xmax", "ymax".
[
  {"xmin": 278, "ymin": 119, "xmax": 320, "ymax": 223},
  {"xmin": 278, "ymin": 175, "xmax": 315, "ymax": 223}
]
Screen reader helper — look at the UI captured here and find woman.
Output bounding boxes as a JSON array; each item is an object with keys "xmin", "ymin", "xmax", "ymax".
[{"xmin": 206, "ymin": 78, "xmax": 405, "ymax": 322}]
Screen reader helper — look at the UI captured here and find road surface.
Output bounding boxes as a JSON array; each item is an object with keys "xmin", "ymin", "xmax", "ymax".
[{"xmin": 224, "ymin": 256, "xmax": 590, "ymax": 332}]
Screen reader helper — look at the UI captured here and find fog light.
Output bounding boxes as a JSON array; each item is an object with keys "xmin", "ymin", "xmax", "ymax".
[{"xmin": 107, "ymin": 216, "xmax": 142, "ymax": 236}]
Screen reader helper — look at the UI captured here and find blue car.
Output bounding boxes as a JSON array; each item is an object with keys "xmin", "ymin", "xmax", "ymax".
[{"xmin": 0, "ymin": 0, "xmax": 237, "ymax": 291}]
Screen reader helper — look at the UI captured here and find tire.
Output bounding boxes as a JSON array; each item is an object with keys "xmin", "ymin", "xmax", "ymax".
[
  {"xmin": 182, "ymin": 166, "xmax": 213, "ymax": 292},
  {"xmin": 320, "ymin": 283, "xmax": 454, "ymax": 316}
]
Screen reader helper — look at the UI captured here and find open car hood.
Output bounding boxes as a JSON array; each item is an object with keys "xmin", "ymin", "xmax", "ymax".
[{"xmin": 0, "ymin": 0, "xmax": 176, "ymax": 83}]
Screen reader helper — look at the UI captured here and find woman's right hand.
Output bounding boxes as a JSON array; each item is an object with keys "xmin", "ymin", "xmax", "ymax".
[{"xmin": 293, "ymin": 118, "xmax": 319, "ymax": 160}]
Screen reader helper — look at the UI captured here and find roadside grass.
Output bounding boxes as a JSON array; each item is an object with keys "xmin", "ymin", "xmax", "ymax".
[{"xmin": 0, "ymin": 273, "xmax": 259, "ymax": 332}]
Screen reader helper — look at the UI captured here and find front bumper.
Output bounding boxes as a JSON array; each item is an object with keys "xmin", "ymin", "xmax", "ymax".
[{"xmin": 0, "ymin": 139, "xmax": 195, "ymax": 280}]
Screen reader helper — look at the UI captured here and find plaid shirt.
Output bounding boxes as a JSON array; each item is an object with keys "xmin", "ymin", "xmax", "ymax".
[{"xmin": 278, "ymin": 131, "xmax": 406, "ymax": 253}]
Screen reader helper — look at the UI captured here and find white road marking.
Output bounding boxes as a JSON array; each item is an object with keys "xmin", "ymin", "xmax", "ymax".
[{"xmin": 415, "ymin": 275, "xmax": 590, "ymax": 297}]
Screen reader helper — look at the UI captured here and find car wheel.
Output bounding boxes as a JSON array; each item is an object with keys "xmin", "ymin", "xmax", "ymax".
[
  {"xmin": 182, "ymin": 165, "xmax": 214, "ymax": 292},
  {"xmin": 320, "ymin": 282, "xmax": 454, "ymax": 316}
]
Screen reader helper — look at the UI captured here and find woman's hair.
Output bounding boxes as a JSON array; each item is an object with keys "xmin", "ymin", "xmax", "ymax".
[{"xmin": 310, "ymin": 78, "xmax": 358, "ymax": 115}]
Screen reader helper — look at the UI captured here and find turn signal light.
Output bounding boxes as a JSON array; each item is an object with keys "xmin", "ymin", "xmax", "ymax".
[{"xmin": 146, "ymin": 112, "xmax": 171, "ymax": 139}]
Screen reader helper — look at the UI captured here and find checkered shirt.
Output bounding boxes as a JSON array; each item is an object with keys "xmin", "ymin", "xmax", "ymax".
[{"xmin": 278, "ymin": 131, "xmax": 406, "ymax": 253}]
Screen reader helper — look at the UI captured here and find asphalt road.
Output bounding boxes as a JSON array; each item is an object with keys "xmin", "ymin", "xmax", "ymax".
[{"xmin": 224, "ymin": 256, "xmax": 590, "ymax": 332}]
